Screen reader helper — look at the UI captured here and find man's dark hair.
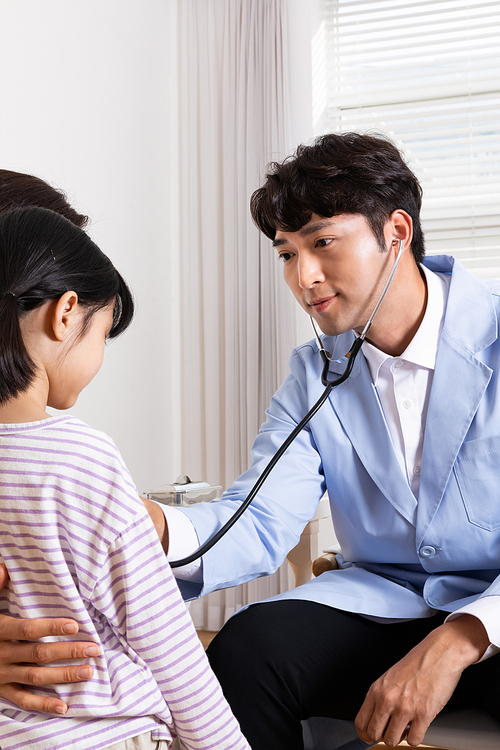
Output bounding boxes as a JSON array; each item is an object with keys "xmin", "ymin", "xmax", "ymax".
[
  {"xmin": 250, "ymin": 132, "xmax": 425, "ymax": 264},
  {"xmin": 0, "ymin": 169, "xmax": 89, "ymax": 228}
]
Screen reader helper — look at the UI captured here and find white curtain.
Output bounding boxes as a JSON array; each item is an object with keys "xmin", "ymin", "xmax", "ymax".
[{"xmin": 177, "ymin": 0, "xmax": 301, "ymax": 630}]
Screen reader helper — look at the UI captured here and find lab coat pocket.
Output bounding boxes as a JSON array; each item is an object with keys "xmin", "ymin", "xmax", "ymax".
[{"xmin": 454, "ymin": 435, "xmax": 500, "ymax": 531}]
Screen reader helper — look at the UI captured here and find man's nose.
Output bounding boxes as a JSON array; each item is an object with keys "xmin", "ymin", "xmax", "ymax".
[{"xmin": 297, "ymin": 252, "xmax": 325, "ymax": 289}]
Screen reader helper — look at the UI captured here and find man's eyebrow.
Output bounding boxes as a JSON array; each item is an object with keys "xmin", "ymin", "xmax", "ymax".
[
  {"xmin": 272, "ymin": 220, "xmax": 337, "ymax": 247},
  {"xmin": 299, "ymin": 220, "xmax": 336, "ymax": 237}
]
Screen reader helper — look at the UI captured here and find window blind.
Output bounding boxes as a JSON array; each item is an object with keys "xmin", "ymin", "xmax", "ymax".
[{"xmin": 324, "ymin": 0, "xmax": 500, "ymax": 277}]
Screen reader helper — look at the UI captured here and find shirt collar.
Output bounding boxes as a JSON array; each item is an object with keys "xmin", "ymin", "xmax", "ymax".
[{"xmin": 362, "ymin": 265, "xmax": 450, "ymax": 383}]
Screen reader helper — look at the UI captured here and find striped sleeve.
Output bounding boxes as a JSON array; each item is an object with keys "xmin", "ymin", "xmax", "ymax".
[{"xmin": 89, "ymin": 512, "xmax": 250, "ymax": 750}]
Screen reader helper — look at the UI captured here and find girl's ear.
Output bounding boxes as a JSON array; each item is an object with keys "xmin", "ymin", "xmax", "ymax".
[{"xmin": 51, "ymin": 291, "xmax": 80, "ymax": 342}]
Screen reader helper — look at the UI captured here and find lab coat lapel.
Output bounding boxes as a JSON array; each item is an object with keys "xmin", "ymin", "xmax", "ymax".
[
  {"xmin": 416, "ymin": 257, "xmax": 497, "ymax": 544},
  {"xmin": 328, "ymin": 352, "xmax": 418, "ymax": 526}
]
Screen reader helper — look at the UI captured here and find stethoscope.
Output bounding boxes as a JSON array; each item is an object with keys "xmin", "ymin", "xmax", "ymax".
[{"xmin": 170, "ymin": 240, "xmax": 404, "ymax": 568}]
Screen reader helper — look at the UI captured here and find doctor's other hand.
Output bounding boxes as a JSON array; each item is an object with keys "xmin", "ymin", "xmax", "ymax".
[
  {"xmin": 0, "ymin": 563, "xmax": 100, "ymax": 715},
  {"xmin": 354, "ymin": 615, "xmax": 489, "ymax": 747}
]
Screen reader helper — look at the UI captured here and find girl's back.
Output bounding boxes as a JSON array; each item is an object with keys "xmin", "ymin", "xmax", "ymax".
[{"xmin": 0, "ymin": 207, "xmax": 249, "ymax": 750}]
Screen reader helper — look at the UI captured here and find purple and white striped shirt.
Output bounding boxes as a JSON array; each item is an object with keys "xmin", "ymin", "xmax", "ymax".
[{"xmin": 0, "ymin": 416, "xmax": 250, "ymax": 750}]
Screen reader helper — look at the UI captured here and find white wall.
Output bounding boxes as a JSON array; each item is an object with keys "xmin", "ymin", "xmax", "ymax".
[{"xmin": 0, "ymin": 0, "xmax": 181, "ymax": 493}]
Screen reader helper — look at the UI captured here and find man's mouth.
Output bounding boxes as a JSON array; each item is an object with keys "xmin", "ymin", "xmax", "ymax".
[{"xmin": 308, "ymin": 295, "xmax": 337, "ymax": 313}]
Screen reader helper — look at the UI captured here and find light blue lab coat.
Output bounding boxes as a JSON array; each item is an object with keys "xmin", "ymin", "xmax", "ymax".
[{"xmin": 178, "ymin": 255, "xmax": 500, "ymax": 620}]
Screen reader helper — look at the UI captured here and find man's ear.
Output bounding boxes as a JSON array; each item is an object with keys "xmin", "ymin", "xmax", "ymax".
[
  {"xmin": 387, "ymin": 210, "xmax": 413, "ymax": 251},
  {"xmin": 51, "ymin": 291, "xmax": 80, "ymax": 342}
]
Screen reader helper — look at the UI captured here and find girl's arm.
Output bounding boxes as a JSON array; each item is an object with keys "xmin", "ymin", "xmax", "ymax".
[
  {"xmin": 91, "ymin": 513, "xmax": 250, "ymax": 750},
  {"xmin": 141, "ymin": 496, "xmax": 169, "ymax": 554}
]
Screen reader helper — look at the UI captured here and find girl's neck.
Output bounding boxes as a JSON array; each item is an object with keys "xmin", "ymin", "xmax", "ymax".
[{"xmin": 0, "ymin": 391, "xmax": 50, "ymax": 425}]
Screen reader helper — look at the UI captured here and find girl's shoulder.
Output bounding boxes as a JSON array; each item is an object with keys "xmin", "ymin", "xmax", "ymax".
[
  {"xmin": 0, "ymin": 414, "xmax": 112, "ymax": 443},
  {"xmin": 1, "ymin": 414, "xmax": 128, "ymax": 473},
  {"xmin": 47, "ymin": 415, "xmax": 138, "ymax": 495},
  {"xmin": 44, "ymin": 414, "xmax": 124, "ymax": 459},
  {"xmin": 0, "ymin": 414, "xmax": 142, "ymax": 527}
]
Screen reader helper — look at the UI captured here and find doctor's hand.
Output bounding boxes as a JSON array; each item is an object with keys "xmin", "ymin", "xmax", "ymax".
[
  {"xmin": 0, "ymin": 563, "xmax": 99, "ymax": 715},
  {"xmin": 355, "ymin": 615, "xmax": 489, "ymax": 747}
]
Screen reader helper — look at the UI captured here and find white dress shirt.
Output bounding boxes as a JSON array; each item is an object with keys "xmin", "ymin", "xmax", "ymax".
[
  {"xmin": 361, "ymin": 264, "xmax": 448, "ymax": 501},
  {"xmin": 161, "ymin": 265, "xmax": 499, "ymax": 656},
  {"xmin": 363, "ymin": 265, "xmax": 499, "ymax": 658}
]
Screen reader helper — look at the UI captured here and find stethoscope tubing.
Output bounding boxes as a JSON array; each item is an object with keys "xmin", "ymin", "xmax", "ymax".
[
  {"xmin": 170, "ymin": 335, "xmax": 364, "ymax": 568},
  {"xmin": 170, "ymin": 240, "xmax": 403, "ymax": 568}
]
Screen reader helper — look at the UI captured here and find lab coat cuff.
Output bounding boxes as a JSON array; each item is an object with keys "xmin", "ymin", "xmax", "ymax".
[
  {"xmin": 445, "ymin": 596, "xmax": 500, "ymax": 662},
  {"xmin": 156, "ymin": 502, "xmax": 203, "ymax": 583}
]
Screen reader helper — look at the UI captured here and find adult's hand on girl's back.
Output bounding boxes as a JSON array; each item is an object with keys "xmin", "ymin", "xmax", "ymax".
[{"xmin": 0, "ymin": 563, "xmax": 99, "ymax": 714}]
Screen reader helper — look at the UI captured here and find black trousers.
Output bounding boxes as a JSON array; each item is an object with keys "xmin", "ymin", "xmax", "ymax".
[{"xmin": 207, "ymin": 600, "xmax": 499, "ymax": 750}]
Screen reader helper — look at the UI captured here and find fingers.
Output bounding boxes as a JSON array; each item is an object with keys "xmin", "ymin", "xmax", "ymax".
[
  {"xmin": 355, "ymin": 687, "xmax": 420, "ymax": 746},
  {"xmin": 355, "ymin": 623, "xmax": 470, "ymax": 747},
  {"xmin": 0, "ymin": 662, "xmax": 95, "ymax": 688},
  {"xmin": 354, "ymin": 693, "xmax": 376, "ymax": 743},
  {"xmin": 355, "ymin": 698, "xmax": 395, "ymax": 746},
  {"xmin": 357, "ymin": 716, "xmax": 412, "ymax": 747},
  {"xmin": 0, "ymin": 638, "xmax": 100, "ymax": 667},
  {"xmin": 0, "ymin": 638, "xmax": 98, "ymax": 715},
  {"xmin": 0, "ymin": 613, "xmax": 80, "ymax": 642},
  {"xmin": 405, "ymin": 717, "xmax": 429, "ymax": 747},
  {"xmin": 378, "ymin": 715, "xmax": 426, "ymax": 747},
  {"xmin": 0, "ymin": 612, "xmax": 99, "ymax": 714},
  {"xmin": 356, "ymin": 684, "xmax": 435, "ymax": 747},
  {"xmin": 0, "ymin": 655, "xmax": 96, "ymax": 715},
  {"xmin": 374, "ymin": 715, "xmax": 415, "ymax": 747},
  {"xmin": 0, "ymin": 563, "xmax": 9, "ymax": 590},
  {"xmin": 0, "ymin": 683, "xmax": 68, "ymax": 715}
]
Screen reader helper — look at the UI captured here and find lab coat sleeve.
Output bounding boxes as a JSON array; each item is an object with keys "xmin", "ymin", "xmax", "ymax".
[
  {"xmin": 174, "ymin": 349, "xmax": 327, "ymax": 600},
  {"xmin": 446, "ymin": 596, "xmax": 500, "ymax": 660},
  {"xmin": 160, "ymin": 503, "xmax": 203, "ymax": 581}
]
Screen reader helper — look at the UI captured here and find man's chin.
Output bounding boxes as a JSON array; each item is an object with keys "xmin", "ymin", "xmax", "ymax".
[{"xmin": 312, "ymin": 319, "xmax": 352, "ymax": 338}]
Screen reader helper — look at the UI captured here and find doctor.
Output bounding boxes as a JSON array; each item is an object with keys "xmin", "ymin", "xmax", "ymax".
[
  {"xmin": 0, "ymin": 135, "xmax": 499, "ymax": 748},
  {"xmin": 179, "ymin": 134, "xmax": 500, "ymax": 749}
]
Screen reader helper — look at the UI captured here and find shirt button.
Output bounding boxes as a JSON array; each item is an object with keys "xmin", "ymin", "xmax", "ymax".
[
  {"xmin": 428, "ymin": 597, "xmax": 440, "ymax": 607},
  {"xmin": 403, "ymin": 399, "xmax": 413, "ymax": 409},
  {"xmin": 413, "ymin": 466, "xmax": 421, "ymax": 476},
  {"xmin": 394, "ymin": 359, "xmax": 404, "ymax": 369},
  {"xmin": 419, "ymin": 545, "xmax": 436, "ymax": 558}
]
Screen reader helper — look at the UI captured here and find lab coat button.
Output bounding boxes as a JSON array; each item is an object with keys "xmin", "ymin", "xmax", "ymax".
[{"xmin": 419, "ymin": 545, "xmax": 436, "ymax": 558}]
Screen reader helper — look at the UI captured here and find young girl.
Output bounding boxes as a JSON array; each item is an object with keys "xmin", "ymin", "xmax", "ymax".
[{"xmin": 0, "ymin": 206, "xmax": 250, "ymax": 750}]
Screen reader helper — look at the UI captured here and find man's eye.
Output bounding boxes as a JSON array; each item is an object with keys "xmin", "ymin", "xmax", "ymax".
[
  {"xmin": 278, "ymin": 252, "xmax": 293, "ymax": 262},
  {"xmin": 316, "ymin": 238, "xmax": 333, "ymax": 248}
]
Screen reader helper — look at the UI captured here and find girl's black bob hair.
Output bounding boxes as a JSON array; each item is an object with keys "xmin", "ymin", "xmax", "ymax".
[{"xmin": 0, "ymin": 206, "xmax": 134, "ymax": 404}]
